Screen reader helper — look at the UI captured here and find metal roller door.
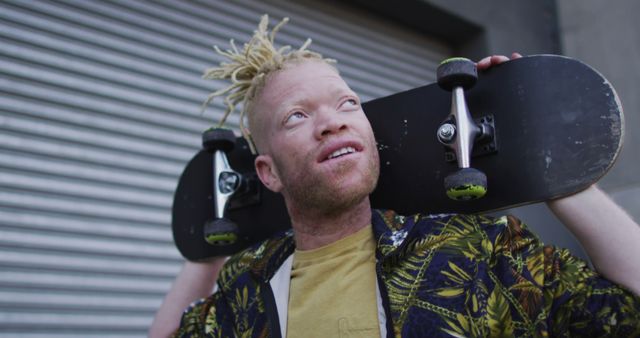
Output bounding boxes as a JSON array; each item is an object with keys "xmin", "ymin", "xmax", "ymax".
[{"xmin": 0, "ymin": 0, "xmax": 450, "ymax": 336}]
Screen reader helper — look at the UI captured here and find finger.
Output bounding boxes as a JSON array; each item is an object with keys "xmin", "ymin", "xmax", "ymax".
[
  {"xmin": 511, "ymin": 52, "xmax": 523, "ymax": 59},
  {"xmin": 490, "ymin": 55, "xmax": 510, "ymax": 65},
  {"xmin": 476, "ymin": 56, "xmax": 492, "ymax": 70}
]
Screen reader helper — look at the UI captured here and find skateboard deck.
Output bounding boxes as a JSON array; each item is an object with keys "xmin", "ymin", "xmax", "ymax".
[{"xmin": 173, "ymin": 54, "xmax": 623, "ymax": 261}]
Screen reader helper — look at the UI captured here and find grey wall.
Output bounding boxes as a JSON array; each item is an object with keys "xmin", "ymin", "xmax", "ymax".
[
  {"xmin": 354, "ymin": 0, "xmax": 560, "ymax": 58},
  {"xmin": 558, "ymin": 0, "xmax": 640, "ymax": 221},
  {"xmin": 425, "ymin": 0, "xmax": 561, "ymax": 58}
]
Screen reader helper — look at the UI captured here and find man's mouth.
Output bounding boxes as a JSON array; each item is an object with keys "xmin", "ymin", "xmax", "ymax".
[
  {"xmin": 327, "ymin": 146, "xmax": 356, "ymax": 160},
  {"xmin": 318, "ymin": 141, "xmax": 363, "ymax": 163}
]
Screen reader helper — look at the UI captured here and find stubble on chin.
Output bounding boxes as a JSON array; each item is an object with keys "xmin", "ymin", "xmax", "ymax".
[{"xmin": 281, "ymin": 148, "xmax": 380, "ymax": 218}]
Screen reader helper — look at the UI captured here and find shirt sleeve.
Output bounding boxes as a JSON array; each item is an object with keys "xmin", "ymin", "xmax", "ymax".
[
  {"xmin": 172, "ymin": 290, "xmax": 236, "ymax": 338},
  {"xmin": 492, "ymin": 214, "xmax": 640, "ymax": 337}
]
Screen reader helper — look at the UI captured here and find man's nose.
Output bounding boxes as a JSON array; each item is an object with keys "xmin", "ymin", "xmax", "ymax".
[{"xmin": 314, "ymin": 109, "xmax": 347, "ymax": 139}]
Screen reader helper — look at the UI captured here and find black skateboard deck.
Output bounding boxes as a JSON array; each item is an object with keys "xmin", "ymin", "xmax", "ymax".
[{"xmin": 173, "ymin": 54, "xmax": 623, "ymax": 261}]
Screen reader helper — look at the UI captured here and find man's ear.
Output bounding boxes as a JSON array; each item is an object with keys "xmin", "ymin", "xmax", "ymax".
[{"xmin": 255, "ymin": 155, "xmax": 283, "ymax": 193}]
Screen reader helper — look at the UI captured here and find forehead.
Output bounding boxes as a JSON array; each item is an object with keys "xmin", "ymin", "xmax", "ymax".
[{"xmin": 258, "ymin": 61, "xmax": 349, "ymax": 113}]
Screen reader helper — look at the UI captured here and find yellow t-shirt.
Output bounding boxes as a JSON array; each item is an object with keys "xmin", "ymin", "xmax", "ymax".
[{"xmin": 287, "ymin": 226, "xmax": 380, "ymax": 338}]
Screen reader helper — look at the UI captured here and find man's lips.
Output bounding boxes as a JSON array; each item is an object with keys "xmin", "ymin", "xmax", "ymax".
[{"xmin": 317, "ymin": 141, "xmax": 364, "ymax": 163}]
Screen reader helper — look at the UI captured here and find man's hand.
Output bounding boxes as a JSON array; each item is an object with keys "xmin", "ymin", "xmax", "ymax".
[{"xmin": 476, "ymin": 52, "xmax": 523, "ymax": 70}]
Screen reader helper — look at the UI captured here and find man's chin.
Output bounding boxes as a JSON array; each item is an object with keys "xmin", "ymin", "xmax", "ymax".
[
  {"xmin": 307, "ymin": 192, "xmax": 369, "ymax": 217},
  {"xmin": 282, "ymin": 156, "xmax": 379, "ymax": 215},
  {"xmin": 300, "ymin": 178, "xmax": 377, "ymax": 214}
]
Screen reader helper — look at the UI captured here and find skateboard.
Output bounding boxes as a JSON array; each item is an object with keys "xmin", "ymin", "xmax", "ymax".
[{"xmin": 173, "ymin": 54, "xmax": 624, "ymax": 261}]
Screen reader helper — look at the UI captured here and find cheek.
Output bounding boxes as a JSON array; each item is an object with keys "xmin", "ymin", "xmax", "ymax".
[
  {"xmin": 360, "ymin": 123, "xmax": 377, "ymax": 146},
  {"xmin": 353, "ymin": 112, "xmax": 374, "ymax": 135}
]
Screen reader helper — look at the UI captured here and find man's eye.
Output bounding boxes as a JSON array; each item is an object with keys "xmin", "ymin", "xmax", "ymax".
[
  {"xmin": 286, "ymin": 111, "xmax": 306, "ymax": 123},
  {"xmin": 342, "ymin": 99, "xmax": 358, "ymax": 107}
]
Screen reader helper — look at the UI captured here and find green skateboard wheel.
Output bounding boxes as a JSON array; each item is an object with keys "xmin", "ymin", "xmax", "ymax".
[
  {"xmin": 444, "ymin": 167, "xmax": 487, "ymax": 201},
  {"xmin": 437, "ymin": 57, "xmax": 477, "ymax": 91},
  {"xmin": 203, "ymin": 218, "xmax": 239, "ymax": 245},
  {"xmin": 202, "ymin": 128, "xmax": 236, "ymax": 152}
]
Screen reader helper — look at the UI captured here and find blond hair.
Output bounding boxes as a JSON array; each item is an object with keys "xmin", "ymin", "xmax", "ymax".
[{"xmin": 202, "ymin": 14, "xmax": 335, "ymax": 153}]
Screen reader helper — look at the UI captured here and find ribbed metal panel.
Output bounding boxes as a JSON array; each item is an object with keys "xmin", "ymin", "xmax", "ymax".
[{"xmin": 0, "ymin": 0, "xmax": 450, "ymax": 335}]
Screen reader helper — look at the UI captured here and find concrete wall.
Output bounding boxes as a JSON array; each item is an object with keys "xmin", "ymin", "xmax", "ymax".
[
  {"xmin": 352, "ymin": 0, "xmax": 561, "ymax": 58},
  {"xmin": 557, "ymin": 0, "xmax": 640, "ymax": 221},
  {"xmin": 425, "ymin": 0, "xmax": 561, "ymax": 58}
]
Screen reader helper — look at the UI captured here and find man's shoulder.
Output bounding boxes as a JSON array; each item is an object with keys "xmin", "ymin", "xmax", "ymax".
[
  {"xmin": 372, "ymin": 208, "xmax": 509, "ymax": 234},
  {"xmin": 176, "ymin": 233, "xmax": 294, "ymax": 337},
  {"xmin": 372, "ymin": 209, "xmax": 526, "ymax": 253},
  {"xmin": 218, "ymin": 229, "xmax": 295, "ymax": 288}
]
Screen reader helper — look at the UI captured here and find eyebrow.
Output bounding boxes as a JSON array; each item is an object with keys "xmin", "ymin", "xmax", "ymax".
[
  {"xmin": 276, "ymin": 84, "xmax": 354, "ymax": 115},
  {"xmin": 328, "ymin": 85, "xmax": 354, "ymax": 97}
]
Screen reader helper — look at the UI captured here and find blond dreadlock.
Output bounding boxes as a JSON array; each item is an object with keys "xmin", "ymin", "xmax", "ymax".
[{"xmin": 201, "ymin": 14, "xmax": 335, "ymax": 153}]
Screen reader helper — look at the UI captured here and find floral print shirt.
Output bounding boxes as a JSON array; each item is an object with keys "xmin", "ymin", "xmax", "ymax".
[{"xmin": 174, "ymin": 210, "xmax": 640, "ymax": 337}]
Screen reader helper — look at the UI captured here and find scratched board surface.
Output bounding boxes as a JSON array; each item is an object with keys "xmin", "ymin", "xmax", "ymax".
[{"xmin": 173, "ymin": 54, "xmax": 623, "ymax": 260}]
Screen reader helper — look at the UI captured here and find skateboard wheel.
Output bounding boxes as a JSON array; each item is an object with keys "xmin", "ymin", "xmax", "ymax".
[
  {"xmin": 444, "ymin": 167, "xmax": 487, "ymax": 201},
  {"xmin": 202, "ymin": 128, "xmax": 236, "ymax": 152},
  {"xmin": 437, "ymin": 57, "xmax": 477, "ymax": 91},
  {"xmin": 203, "ymin": 218, "xmax": 239, "ymax": 245}
]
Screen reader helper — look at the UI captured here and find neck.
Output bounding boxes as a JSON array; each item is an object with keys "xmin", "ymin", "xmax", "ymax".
[{"xmin": 287, "ymin": 197, "xmax": 372, "ymax": 251}]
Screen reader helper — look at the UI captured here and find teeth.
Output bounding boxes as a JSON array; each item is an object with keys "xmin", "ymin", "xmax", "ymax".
[{"xmin": 328, "ymin": 147, "xmax": 355, "ymax": 159}]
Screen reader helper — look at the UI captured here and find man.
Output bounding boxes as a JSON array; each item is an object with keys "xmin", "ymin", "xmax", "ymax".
[{"xmin": 151, "ymin": 16, "xmax": 640, "ymax": 337}]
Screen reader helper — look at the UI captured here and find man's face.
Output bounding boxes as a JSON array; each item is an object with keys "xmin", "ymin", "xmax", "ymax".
[{"xmin": 252, "ymin": 60, "xmax": 380, "ymax": 215}]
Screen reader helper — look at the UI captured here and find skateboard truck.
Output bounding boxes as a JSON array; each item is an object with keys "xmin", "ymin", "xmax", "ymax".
[
  {"xmin": 436, "ymin": 57, "xmax": 489, "ymax": 201},
  {"xmin": 202, "ymin": 128, "xmax": 243, "ymax": 246},
  {"xmin": 440, "ymin": 115, "xmax": 497, "ymax": 162}
]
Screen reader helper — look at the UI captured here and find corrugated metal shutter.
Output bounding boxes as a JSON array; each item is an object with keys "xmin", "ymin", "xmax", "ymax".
[{"xmin": 0, "ymin": 0, "xmax": 450, "ymax": 336}]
